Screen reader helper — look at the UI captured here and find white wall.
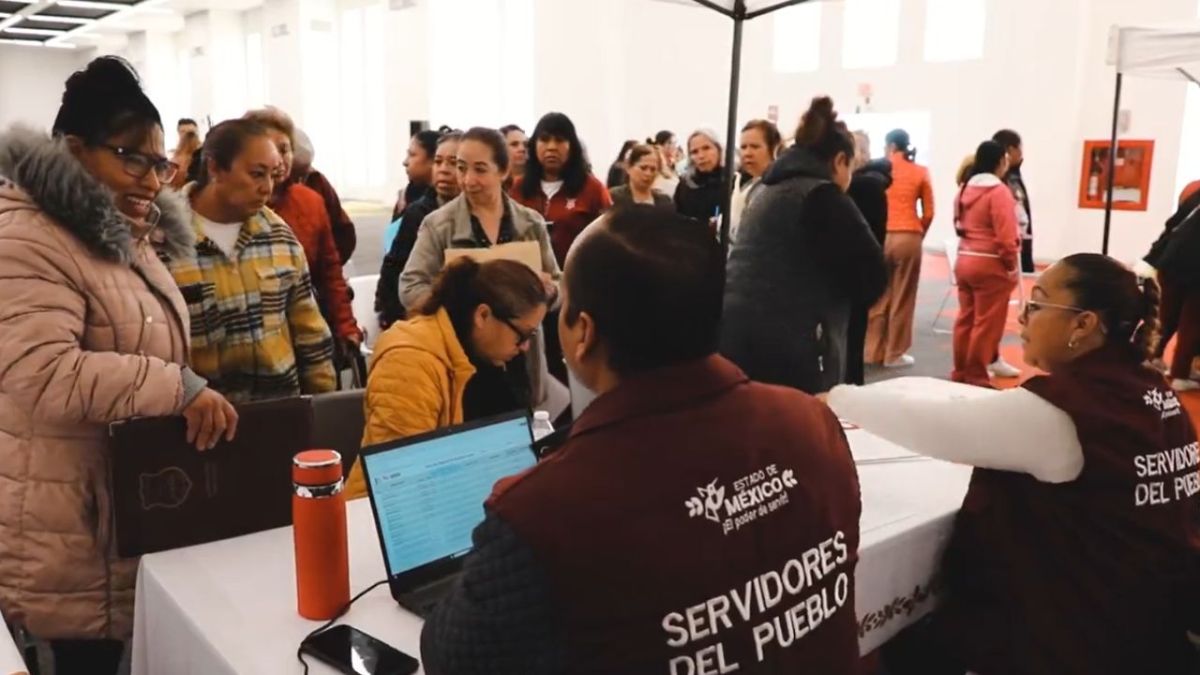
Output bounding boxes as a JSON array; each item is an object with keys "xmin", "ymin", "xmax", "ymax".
[
  {"xmin": 542, "ymin": 0, "xmax": 1195, "ymax": 264},
  {"xmin": 6, "ymin": 0, "xmax": 1193, "ymax": 266},
  {"xmin": 0, "ymin": 45, "xmax": 86, "ymax": 132}
]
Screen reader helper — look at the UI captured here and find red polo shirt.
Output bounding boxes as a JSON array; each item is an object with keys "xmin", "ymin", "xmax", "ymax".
[
  {"xmin": 487, "ymin": 355, "xmax": 862, "ymax": 674},
  {"xmin": 509, "ymin": 174, "xmax": 611, "ymax": 266}
]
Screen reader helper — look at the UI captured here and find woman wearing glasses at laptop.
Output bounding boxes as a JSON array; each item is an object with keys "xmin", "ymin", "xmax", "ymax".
[
  {"xmin": 345, "ymin": 258, "xmax": 548, "ymax": 499},
  {"xmin": 0, "ymin": 57, "xmax": 237, "ymax": 675},
  {"xmin": 827, "ymin": 255, "xmax": 1200, "ymax": 675}
]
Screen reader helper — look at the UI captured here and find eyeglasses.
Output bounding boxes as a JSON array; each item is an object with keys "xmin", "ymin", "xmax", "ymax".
[
  {"xmin": 99, "ymin": 145, "xmax": 179, "ymax": 183},
  {"xmin": 497, "ymin": 314, "xmax": 538, "ymax": 347},
  {"xmin": 1020, "ymin": 300, "xmax": 1088, "ymax": 323}
]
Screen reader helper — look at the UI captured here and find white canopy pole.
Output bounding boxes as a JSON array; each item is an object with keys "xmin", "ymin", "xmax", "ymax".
[{"xmin": 1101, "ymin": 24, "xmax": 1200, "ymax": 253}]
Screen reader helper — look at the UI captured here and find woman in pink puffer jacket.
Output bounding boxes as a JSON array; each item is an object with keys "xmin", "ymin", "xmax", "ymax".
[
  {"xmin": 952, "ymin": 140, "xmax": 1021, "ymax": 387},
  {"xmin": 0, "ymin": 57, "xmax": 237, "ymax": 674}
]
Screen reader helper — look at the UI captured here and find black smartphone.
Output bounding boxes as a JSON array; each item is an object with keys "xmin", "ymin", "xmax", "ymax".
[{"xmin": 301, "ymin": 625, "xmax": 420, "ymax": 675}]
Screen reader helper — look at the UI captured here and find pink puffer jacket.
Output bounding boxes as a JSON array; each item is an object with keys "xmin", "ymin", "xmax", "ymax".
[{"xmin": 0, "ymin": 127, "xmax": 200, "ymax": 640}]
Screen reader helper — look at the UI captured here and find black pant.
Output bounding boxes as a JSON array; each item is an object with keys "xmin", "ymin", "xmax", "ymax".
[
  {"xmin": 1020, "ymin": 237, "xmax": 1035, "ymax": 275},
  {"xmin": 880, "ymin": 619, "xmax": 967, "ymax": 675},
  {"xmin": 50, "ymin": 639, "xmax": 123, "ymax": 675},
  {"xmin": 845, "ymin": 306, "xmax": 869, "ymax": 385}
]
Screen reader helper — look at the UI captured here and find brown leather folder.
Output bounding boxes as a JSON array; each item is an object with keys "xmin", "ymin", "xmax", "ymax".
[{"xmin": 108, "ymin": 397, "xmax": 315, "ymax": 557}]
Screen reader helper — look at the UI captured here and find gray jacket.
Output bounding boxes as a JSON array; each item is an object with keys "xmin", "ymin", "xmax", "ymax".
[
  {"xmin": 399, "ymin": 193, "xmax": 560, "ymax": 309},
  {"xmin": 399, "ymin": 193, "xmax": 562, "ymax": 408}
]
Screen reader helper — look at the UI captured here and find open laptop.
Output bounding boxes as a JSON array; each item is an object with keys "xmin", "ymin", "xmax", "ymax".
[{"xmin": 361, "ymin": 410, "xmax": 537, "ymax": 617}]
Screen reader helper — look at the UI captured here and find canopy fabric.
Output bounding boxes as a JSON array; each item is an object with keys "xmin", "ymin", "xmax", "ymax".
[
  {"xmin": 1107, "ymin": 24, "xmax": 1200, "ymax": 83},
  {"xmin": 684, "ymin": 0, "xmax": 818, "ymax": 19}
]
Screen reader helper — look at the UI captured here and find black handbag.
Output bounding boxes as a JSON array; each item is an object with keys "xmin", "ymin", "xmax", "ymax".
[{"xmin": 1147, "ymin": 195, "xmax": 1200, "ymax": 288}]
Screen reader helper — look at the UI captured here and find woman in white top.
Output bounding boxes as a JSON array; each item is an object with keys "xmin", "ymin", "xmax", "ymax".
[
  {"xmin": 730, "ymin": 119, "xmax": 782, "ymax": 243},
  {"xmin": 827, "ymin": 254, "xmax": 1200, "ymax": 675},
  {"xmin": 651, "ymin": 129, "xmax": 681, "ymax": 196}
]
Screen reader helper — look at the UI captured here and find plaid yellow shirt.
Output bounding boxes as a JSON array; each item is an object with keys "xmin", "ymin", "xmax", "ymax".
[{"xmin": 161, "ymin": 206, "xmax": 336, "ymax": 403}]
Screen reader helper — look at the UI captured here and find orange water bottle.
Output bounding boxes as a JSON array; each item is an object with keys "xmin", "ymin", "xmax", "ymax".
[{"xmin": 293, "ymin": 449, "xmax": 350, "ymax": 620}]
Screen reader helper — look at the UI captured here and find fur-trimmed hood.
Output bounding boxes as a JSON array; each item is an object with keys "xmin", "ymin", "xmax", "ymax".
[{"xmin": 0, "ymin": 125, "xmax": 193, "ymax": 265}]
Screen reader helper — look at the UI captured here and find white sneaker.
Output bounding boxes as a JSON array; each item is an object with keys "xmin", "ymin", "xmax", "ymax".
[
  {"xmin": 1172, "ymin": 378, "xmax": 1200, "ymax": 392},
  {"xmin": 883, "ymin": 354, "xmax": 916, "ymax": 369},
  {"xmin": 988, "ymin": 358, "xmax": 1021, "ymax": 378}
]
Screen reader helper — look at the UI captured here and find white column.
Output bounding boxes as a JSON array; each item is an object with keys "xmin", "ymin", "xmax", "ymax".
[{"xmin": 262, "ymin": 0, "xmax": 305, "ymax": 117}]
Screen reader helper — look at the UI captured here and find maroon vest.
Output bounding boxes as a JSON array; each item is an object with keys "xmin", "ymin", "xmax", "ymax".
[
  {"xmin": 488, "ymin": 356, "xmax": 862, "ymax": 674},
  {"xmin": 940, "ymin": 345, "xmax": 1200, "ymax": 674}
]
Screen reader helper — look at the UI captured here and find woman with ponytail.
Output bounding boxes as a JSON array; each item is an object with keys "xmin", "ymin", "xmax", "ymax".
[
  {"xmin": 865, "ymin": 128, "xmax": 936, "ymax": 369},
  {"xmin": 950, "ymin": 140, "xmax": 1020, "ymax": 387},
  {"xmin": 829, "ymin": 255, "xmax": 1200, "ymax": 675},
  {"xmin": 344, "ymin": 258, "xmax": 548, "ymax": 499},
  {"xmin": 722, "ymin": 96, "xmax": 887, "ymax": 394}
]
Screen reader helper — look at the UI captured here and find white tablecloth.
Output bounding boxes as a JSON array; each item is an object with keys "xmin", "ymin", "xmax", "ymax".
[
  {"xmin": 131, "ymin": 430, "xmax": 970, "ymax": 675},
  {"xmin": 0, "ymin": 611, "xmax": 27, "ymax": 675}
]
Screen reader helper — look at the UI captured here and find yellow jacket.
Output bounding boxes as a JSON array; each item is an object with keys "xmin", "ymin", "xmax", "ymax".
[{"xmin": 344, "ymin": 308, "xmax": 476, "ymax": 499}]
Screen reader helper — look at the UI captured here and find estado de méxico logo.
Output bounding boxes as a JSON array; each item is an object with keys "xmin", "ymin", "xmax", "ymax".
[
  {"xmin": 686, "ymin": 464, "xmax": 798, "ymax": 536},
  {"xmin": 1144, "ymin": 388, "xmax": 1182, "ymax": 420}
]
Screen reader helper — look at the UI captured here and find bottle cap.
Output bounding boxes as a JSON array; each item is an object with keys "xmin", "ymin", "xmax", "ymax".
[{"xmin": 293, "ymin": 449, "xmax": 342, "ymax": 487}]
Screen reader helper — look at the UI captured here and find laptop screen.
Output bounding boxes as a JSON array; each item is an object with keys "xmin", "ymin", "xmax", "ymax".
[{"xmin": 364, "ymin": 414, "xmax": 536, "ymax": 578}]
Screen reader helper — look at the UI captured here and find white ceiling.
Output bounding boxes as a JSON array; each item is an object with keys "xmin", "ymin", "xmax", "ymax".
[
  {"xmin": 0, "ymin": 0, "xmax": 263, "ymax": 48},
  {"xmin": 0, "ymin": 0, "xmax": 822, "ymax": 49}
]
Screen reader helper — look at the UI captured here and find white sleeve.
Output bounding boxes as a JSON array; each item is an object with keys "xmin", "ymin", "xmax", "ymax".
[{"xmin": 827, "ymin": 377, "xmax": 1084, "ymax": 483}]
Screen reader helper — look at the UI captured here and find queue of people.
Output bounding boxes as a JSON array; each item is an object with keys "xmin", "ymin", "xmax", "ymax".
[{"xmin": 3, "ymin": 53, "xmax": 1200, "ymax": 675}]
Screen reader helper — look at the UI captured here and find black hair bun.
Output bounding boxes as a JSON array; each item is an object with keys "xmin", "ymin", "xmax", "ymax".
[
  {"xmin": 53, "ymin": 56, "xmax": 161, "ymax": 142},
  {"xmin": 808, "ymin": 96, "xmax": 837, "ymax": 122},
  {"xmin": 62, "ymin": 56, "xmax": 143, "ymax": 104}
]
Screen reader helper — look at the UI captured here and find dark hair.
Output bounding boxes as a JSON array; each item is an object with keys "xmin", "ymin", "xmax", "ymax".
[
  {"xmin": 742, "ymin": 119, "xmax": 783, "ymax": 156},
  {"xmin": 178, "ymin": 118, "xmax": 198, "ymax": 128},
  {"xmin": 438, "ymin": 130, "xmax": 464, "ymax": 146},
  {"xmin": 194, "ymin": 118, "xmax": 271, "ymax": 188},
  {"xmin": 992, "ymin": 129, "xmax": 1022, "ymax": 151},
  {"xmin": 418, "ymin": 258, "xmax": 547, "ymax": 347},
  {"xmin": 614, "ymin": 139, "xmax": 638, "ymax": 165},
  {"xmin": 654, "ymin": 130, "xmax": 675, "ymax": 146},
  {"xmin": 52, "ymin": 56, "xmax": 162, "ymax": 146},
  {"xmin": 955, "ymin": 141, "xmax": 1008, "ymax": 228},
  {"xmin": 969, "ymin": 140, "xmax": 1007, "ymax": 177},
  {"xmin": 460, "ymin": 127, "xmax": 509, "ymax": 172},
  {"xmin": 564, "ymin": 207, "xmax": 724, "ymax": 374},
  {"xmin": 522, "ymin": 112, "xmax": 590, "ymax": 199},
  {"xmin": 626, "ymin": 144, "xmax": 659, "ymax": 167},
  {"xmin": 243, "ymin": 107, "xmax": 296, "ymax": 146},
  {"xmin": 793, "ymin": 97, "xmax": 855, "ymax": 163},
  {"xmin": 885, "ymin": 128, "xmax": 916, "ymax": 162},
  {"xmin": 413, "ymin": 129, "xmax": 441, "ymax": 160},
  {"xmin": 500, "ymin": 124, "xmax": 525, "ymax": 137},
  {"xmin": 1060, "ymin": 253, "xmax": 1161, "ymax": 361}
]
